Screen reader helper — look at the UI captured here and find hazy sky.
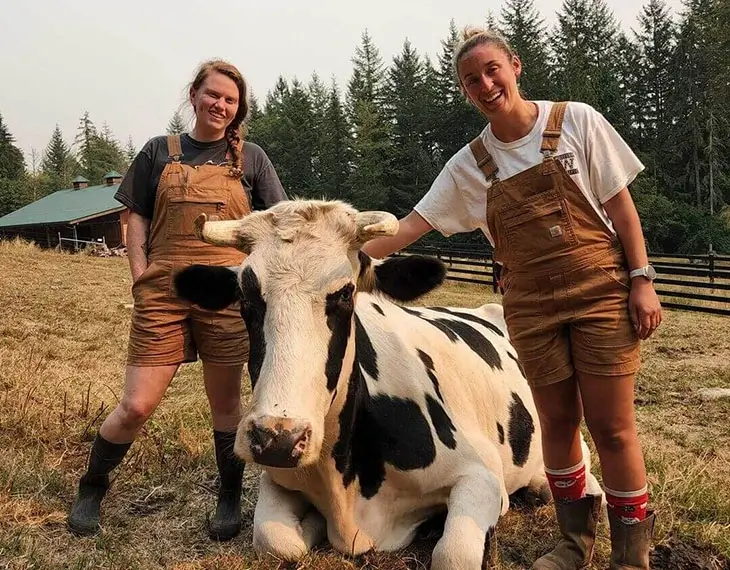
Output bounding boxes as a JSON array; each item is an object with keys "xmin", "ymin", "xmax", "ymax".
[{"xmin": 2, "ymin": 0, "xmax": 685, "ymax": 167}]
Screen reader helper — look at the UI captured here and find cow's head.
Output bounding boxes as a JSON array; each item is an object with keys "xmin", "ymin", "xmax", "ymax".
[{"xmin": 174, "ymin": 200, "xmax": 445, "ymax": 469}]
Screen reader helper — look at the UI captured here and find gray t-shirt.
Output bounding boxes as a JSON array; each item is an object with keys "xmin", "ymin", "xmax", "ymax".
[{"xmin": 115, "ymin": 134, "xmax": 287, "ymax": 219}]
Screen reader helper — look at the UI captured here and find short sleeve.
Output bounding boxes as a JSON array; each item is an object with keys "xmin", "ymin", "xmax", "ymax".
[
  {"xmin": 584, "ymin": 108, "xmax": 645, "ymax": 204},
  {"xmin": 414, "ymin": 165, "xmax": 481, "ymax": 237},
  {"xmin": 251, "ymin": 161, "xmax": 288, "ymax": 210},
  {"xmin": 114, "ymin": 141, "xmax": 157, "ymax": 219}
]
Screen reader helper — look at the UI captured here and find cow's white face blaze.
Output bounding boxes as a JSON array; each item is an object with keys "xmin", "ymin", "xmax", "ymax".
[
  {"xmin": 235, "ymin": 239, "xmax": 362, "ymax": 468},
  {"xmin": 174, "ymin": 200, "xmax": 445, "ymax": 469}
]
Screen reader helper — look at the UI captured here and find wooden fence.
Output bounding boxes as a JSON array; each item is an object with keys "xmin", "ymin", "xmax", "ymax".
[{"xmin": 397, "ymin": 244, "xmax": 730, "ymax": 317}]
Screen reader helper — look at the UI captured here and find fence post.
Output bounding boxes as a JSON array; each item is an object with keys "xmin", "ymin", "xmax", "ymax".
[{"xmin": 709, "ymin": 246, "xmax": 715, "ymax": 284}]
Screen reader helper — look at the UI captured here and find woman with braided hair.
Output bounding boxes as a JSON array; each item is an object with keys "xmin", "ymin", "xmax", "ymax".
[{"xmin": 68, "ymin": 60, "xmax": 287, "ymax": 540}]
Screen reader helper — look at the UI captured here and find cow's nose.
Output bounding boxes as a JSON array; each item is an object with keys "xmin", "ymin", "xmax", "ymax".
[{"xmin": 247, "ymin": 416, "xmax": 312, "ymax": 468}]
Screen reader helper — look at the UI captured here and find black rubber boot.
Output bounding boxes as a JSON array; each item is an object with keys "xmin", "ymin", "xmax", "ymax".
[
  {"xmin": 209, "ymin": 430, "xmax": 246, "ymax": 541},
  {"xmin": 67, "ymin": 434, "xmax": 132, "ymax": 536}
]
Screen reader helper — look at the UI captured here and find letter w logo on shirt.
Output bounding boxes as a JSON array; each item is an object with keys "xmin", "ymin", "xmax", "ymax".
[{"xmin": 555, "ymin": 152, "xmax": 579, "ymax": 176}]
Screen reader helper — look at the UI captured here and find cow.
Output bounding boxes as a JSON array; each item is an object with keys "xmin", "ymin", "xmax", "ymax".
[{"xmin": 174, "ymin": 199, "xmax": 599, "ymax": 570}]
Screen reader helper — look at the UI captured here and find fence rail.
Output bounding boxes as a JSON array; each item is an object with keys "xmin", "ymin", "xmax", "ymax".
[{"xmin": 397, "ymin": 244, "xmax": 730, "ymax": 317}]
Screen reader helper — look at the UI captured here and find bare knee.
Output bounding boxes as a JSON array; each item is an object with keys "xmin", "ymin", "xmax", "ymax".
[
  {"xmin": 587, "ymin": 421, "xmax": 636, "ymax": 455},
  {"xmin": 538, "ymin": 408, "xmax": 582, "ymax": 439},
  {"xmin": 116, "ymin": 398, "xmax": 155, "ymax": 432}
]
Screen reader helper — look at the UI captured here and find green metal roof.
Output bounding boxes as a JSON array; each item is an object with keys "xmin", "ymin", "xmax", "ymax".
[{"xmin": 0, "ymin": 183, "xmax": 125, "ymax": 229}]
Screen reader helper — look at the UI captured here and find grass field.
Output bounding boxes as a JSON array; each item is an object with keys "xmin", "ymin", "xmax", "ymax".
[{"xmin": 1, "ymin": 239, "xmax": 729, "ymax": 570}]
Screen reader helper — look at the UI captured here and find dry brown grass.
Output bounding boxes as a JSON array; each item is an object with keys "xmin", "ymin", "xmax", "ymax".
[{"xmin": 0, "ymin": 239, "xmax": 728, "ymax": 570}]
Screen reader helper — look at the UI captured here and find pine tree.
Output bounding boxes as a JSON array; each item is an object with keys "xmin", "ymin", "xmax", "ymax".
[
  {"xmin": 125, "ymin": 136, "xmax": 136, "ymax": 164},
  {"xmin": 249, "ymin": 77, "xmax": 317, "ymax": 197},
  {"xmin": 432, "ymin": 20, "xmax": 486, "ymax": 165},
  {"xmin": 317, "ymin": 81, "xmax": 352, "ymax": 200},
  {"xmin": 74, "ymin": 111, "xmax": 96, "ymax": 176},
  {"xmin": 167, "ymin": 110, "xmax": 187, "ymax": 135},
  {"xmin": 41, "ymin": 125, "xmax": 75, "ymax": 186},
  {"xmin": 0, "ymin": 112, "xmax": 25, "ymax": 180},
  {"xmin": 549, "ymin": 0, "xmax": 626, "ymax": 127},
  {"xmin": 347, "ymin": 30, "xmax": 387, "ymax": 111},
  {"xmin": 308, "ymin": 73, "xmax": 330, "ymax": 189},
  {"xmin": 500, "ymin": 0, "xmax": 551, "ymax": 100},
  {"xmin": 347, "ymin": 30, "xmax": 392, "ymax": 210},
  {"xmin": 632, "ymin": 0, "xmax": 676, "ymax": 176},
  {"xmin": 665, "ymin": 0, "xmax": 715, "ymax": 208},
  {"xmin": 383, "ymin": 40, "xmax": 439, "ymax": 216}
]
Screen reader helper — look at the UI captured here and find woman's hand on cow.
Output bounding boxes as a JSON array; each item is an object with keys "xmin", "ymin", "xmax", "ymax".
[{"xmin": 629, "ymin": 280, "xmax": 662, "ymax": 340}]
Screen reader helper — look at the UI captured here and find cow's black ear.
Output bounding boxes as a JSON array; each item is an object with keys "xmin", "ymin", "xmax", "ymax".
[
  {"xmin": 373, "ymin": 255, "xmax": 446, "ymax": 301},
  {"xmin": 174, "ymin": 265, "xmax": 240, "ymax": 310}
]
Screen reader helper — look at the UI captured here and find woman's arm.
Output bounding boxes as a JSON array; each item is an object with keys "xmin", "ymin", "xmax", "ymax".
[
  {"xmin": 602, "ymin": 188, "xmax": 662, "ymax": 339},
  {"xmin": 126, "ymin": 211, "xmax": 151, "ymax": 282},
  {"xmin": 361, "ymin": 210, "xmax": 434, "ymax": 259}
]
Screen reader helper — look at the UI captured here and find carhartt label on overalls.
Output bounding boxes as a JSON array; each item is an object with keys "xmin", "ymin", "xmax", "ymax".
[{"xmin": 549, "ymin": 225, "xmax": 563, "ymax": 238}]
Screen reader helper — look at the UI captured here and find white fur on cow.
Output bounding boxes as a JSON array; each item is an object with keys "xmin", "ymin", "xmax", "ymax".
[{"xmin": 174, "ymin": 200, "xmax": 599, "ymax": 570}]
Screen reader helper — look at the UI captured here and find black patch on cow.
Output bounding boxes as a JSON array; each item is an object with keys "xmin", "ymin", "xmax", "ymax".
[
  {"xmin": 497, "ymin": 422, "xmax": 505, "ymax": 445},
  {"xmin": 332, "ymin": 366, "xmax": 437, "ymax": 499},
  {"xmin": 371, "ymin": 302, "xmax": 385, "ymax": 316},
  {"xmin": 357, "ymin": 250, "xmax": 372, "ymax": 281},
  {"xmin": 375, "ymin": 256, "xmax": 446, "ymax": 301},
  {"xmin": 427, "ymin": 307, "xmax": 505, "ymax": 338},
  {"xmin": 402, "ymin": 306, "xmax": 460, "ymax": 342},
  {"xmin": 417, "ymin": 349, "xmax": 443, "ymax": 401},
  {"xmin": 355, "ymin": 314, "xmax": 378, "ymax": 380},
  {"xmin": 173, "ymin": 265, "xmax": 239, "ymax": 310},
  {"xmin": 507, "ymin": 352, "xmax": 527, "ymax": 378},
  {"xmin": 240, "ymin": 267, "xmax": 267, "ymax": 387},
  {"xmin": 433, "ymin": 319, "xmax": 503, "ymax": 370},
  {"xmin": 325, "ymin": 283, "xmax": 355, "ymax": 391},
  {"xmin": 426, "ymin": 395, "xmax": 456, "ymax": 450},
  {"xmin": 508, "ymin": 392, "xmax": 534, "ymax": 467}
]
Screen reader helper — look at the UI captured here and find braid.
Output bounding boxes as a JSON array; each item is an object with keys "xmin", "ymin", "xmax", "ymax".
[{"xmin": 226, "ymin": 122, "xmax": 244, "ymax": 178}]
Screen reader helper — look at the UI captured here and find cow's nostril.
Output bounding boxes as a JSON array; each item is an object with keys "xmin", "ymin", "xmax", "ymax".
[
  {"xmin": 247, "ymin": 418, "xmax": 312, "ymax": 468},
  {"xmin": 249, "ymin": 423, "xmax": 276, "ymax": 452},
  {"xmin": 292, "ymin": 427, "xmax": 311, "ymax": 456}
]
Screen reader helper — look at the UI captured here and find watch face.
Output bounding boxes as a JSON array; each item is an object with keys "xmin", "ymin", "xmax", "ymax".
[{"xmin": 647, "ymin": 265, "xmax": 657, "ymax": 279}]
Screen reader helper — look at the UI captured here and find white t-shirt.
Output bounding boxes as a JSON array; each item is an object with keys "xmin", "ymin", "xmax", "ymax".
[{"xmin": 414, "ymin": 101, "xmax": 644, "ymax": 244}]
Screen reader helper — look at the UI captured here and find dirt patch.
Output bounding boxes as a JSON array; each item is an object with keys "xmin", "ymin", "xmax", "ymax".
[{"xmin": 651, "ymin": 535, "xmax": 730, "ymax": 570}]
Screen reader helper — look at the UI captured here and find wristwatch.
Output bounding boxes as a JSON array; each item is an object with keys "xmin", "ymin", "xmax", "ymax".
[{"xmin": 629, "ymin": 265, "xmax": 657, "ymax": 281}]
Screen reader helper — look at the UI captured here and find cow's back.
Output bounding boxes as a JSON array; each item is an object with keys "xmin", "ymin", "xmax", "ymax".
[{"xmin": 354, "ymin": 296, "xmax": 543, "ymax": 495}]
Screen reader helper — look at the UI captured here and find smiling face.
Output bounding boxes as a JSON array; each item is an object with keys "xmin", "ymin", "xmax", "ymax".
[
  {"xmin": 458, "ymin": 43, "xmax": 522, "ymax": 120},
  {"xmin": 189, "ymin": 70, "xmax": 240, "ymax": 139}
]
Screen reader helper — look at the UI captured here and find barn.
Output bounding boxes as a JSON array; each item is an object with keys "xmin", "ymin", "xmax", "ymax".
[{"xmin": 0, "ymin": 171, "xmax": 129, "ymax": 250}]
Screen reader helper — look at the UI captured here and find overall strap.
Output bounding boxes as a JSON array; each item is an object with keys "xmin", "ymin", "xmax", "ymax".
[
  {"xmin": 469, "ymin": 137, "xmax": 499, "ymax": 181},
  {"xmin": 540, "ymin": 101, "xmax": 568, "ymax": 156},
  {"xmin": 167, "ymin": 135, "xmax": 183, "ymax": 162}
]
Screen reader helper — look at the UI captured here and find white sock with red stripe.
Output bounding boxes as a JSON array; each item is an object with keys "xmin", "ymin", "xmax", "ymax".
[
  {"xmin": 605, "ymin": 485, "xmax": 649, "ymax": 525},
  {"xmin": 545, "ymin": 461, "xmax": 587, "ymax": 503}
]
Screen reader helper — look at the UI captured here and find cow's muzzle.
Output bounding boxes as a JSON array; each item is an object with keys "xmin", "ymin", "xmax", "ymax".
[{"xmin": 246, "ymin": 416, "xmax": 312, "ymax": 468}]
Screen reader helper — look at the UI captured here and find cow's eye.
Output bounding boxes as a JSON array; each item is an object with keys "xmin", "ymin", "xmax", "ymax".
[{"xmin": 339, "ymin": 285, "xmax": 354, "ymax": 304}]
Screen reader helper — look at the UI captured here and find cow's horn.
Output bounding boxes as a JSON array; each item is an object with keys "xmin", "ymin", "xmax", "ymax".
[
  {"xmin": 194, "ymin": 213, "xmax": 250, "ymax": 250},
  {"xmin": 355, "ymin": 211, "xmax": 399, "ymax": 242}
]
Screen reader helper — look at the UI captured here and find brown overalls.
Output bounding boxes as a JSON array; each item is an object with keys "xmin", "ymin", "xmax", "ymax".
[
  {"xmin": 470, "ymin": 102, "xmax": 640, "ymax": 387},
  {"xmin": 128, "ymin": 135, "xmax": 251, "ymax": 367}
]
